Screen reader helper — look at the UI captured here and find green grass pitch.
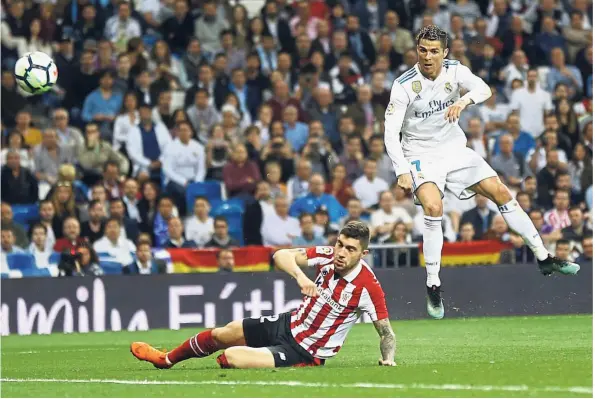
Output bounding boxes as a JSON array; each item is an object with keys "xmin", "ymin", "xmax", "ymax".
[{"xmin": 1, "ymin": 315, "xmax": 592, "ymax": 397}]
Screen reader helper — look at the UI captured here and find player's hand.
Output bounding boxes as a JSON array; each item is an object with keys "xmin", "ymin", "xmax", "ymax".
[
  {"xmin": 397, "ymin": 173, "xmax": 413, "ymax": 193},
  {"xmin": 297, "ymin": 275, "xmax": 318, "ymax": 298},
  {"xmin": 378, "ymin": 359, "xmax": 396, "ymax": 366},
  {"xmin": 445, "ymin": 99, "xmax": 469, "ymax": 123}
]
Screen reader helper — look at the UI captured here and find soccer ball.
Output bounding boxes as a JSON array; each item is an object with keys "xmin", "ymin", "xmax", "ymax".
[{"xmin": 14, "ymin": 51, "xmax": 58, "ymax": 94}]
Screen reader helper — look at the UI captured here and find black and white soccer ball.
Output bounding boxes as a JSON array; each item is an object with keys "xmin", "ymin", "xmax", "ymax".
[{"xmin": 14, "ymin": 51, "xmax": 58, "ymax": 94}]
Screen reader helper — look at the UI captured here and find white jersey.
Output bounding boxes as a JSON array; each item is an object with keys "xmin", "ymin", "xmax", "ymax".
[{"xmin": 384, "ymin": 60, "xmax": 491, "ymax": 177}]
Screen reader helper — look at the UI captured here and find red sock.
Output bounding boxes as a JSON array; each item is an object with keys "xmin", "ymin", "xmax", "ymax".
[
  {"xmin": 217, "ymin": 353, "xmax": 231, "ymax": 369},
  {"xmin": 167, "ymin": 330, "xmax": 219, "ymax": 364}
]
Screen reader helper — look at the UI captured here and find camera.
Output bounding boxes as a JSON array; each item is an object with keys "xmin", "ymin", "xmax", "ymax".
[{"xmin": 58, "ymin": 249, "xmax": 82, "ymax": 276}]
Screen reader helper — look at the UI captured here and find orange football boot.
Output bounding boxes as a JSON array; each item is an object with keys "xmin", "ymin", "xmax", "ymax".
[{"xmin": 130, "ymin": 342, "xmax": 172, "ymax": 369}]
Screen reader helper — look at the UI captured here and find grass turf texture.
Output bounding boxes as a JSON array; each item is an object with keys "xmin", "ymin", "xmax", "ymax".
[{"xmin": 1, "ymin": 315, "xmax": 592, "ymax": 398}]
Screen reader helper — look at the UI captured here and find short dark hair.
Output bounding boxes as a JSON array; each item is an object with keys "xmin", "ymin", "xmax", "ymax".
[
  {"xmin": 569, "ymin": 206, "xmax": 583, "ymax": 214},
  {"xmin": 194, "ymin": 195, "xmax": 209, "ymax": 205},
  {"xmin": 88, "ymin": 199, "xmax": 103, "ymax": 209},
  {"xmin": 339, "ymin": 221, "xmax": 370, "ymax": 250},
  {"xmin": 298, "ymin": 212, "xmax": 314, "ymax": 223},
  {"xmin": 217, "ymin": 248, "xmax": 233, "ymax": 259},
  {"xmin": 556, "ymin": 239, "xmax": 571, "ymax": 248},
  {"xmin": 30, "ymin": 222, "xmax": 47, "ymax": 236},
  {"xmin": 103, "ymin": 160, "xmax": 120, "ymax": 172},
  {"xmin": 416, "ymin": 25, "xmax": 448, "ymax": 49},
  {"xmin": 214, "ymin": 216, "xmax": 228, "ymax": 226},
  {"xmin": 106, "ymin": 217, "xmax": 121, "ymax": 227}
]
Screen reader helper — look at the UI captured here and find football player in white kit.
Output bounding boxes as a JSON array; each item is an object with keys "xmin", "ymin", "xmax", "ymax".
[{"xmin": 384, "ymin": 25, "xmax": 580, "ymax": 320}]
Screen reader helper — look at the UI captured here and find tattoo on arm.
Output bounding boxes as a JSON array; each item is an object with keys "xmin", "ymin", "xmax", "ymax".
[{"xmin": 373, "ymin": 318, "xmax": 396, "ymax": 361}]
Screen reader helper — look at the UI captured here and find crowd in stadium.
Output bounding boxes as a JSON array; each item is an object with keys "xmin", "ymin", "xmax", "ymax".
[{"xmin": 0, "ymin": 0, "xmax": 592, "ymax": 276}]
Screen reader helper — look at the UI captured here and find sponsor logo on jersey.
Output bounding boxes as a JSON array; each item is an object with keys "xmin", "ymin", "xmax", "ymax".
[
  {"xmin": 414, "ymin": 98, "xmax": 456, "ymax": 118},
  {"xmin": 444, "ymin": 82, "xmax": 453, "ymax": 93},
  {"xmin": 412, "ymin": 80, "xmax": 422, "ymax": 94}
]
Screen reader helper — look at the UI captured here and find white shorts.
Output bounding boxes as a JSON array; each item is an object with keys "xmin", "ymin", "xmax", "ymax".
[{"xmin": 407, "ymin": 147, "xmax": 497, "ymax": 204}]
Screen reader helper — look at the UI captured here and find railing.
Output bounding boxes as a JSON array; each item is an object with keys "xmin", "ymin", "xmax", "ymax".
[{"xmin": 366, "ymin": 243, "xmax": 420, "ymax": 268}]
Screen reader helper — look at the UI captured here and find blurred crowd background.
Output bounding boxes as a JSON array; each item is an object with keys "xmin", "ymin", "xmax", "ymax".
[{"xmin": 0, "ymin": 0, "xmax": 592, "ymax": 276}]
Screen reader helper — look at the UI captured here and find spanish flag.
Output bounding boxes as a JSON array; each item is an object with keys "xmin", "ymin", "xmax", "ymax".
[
  {"xmin": 420, "ymin": 240, "xmax": 513, "ymax": 267},
  {"xmin": 168, "ymin": 246, "xmax": 272, "ymax": 273}
]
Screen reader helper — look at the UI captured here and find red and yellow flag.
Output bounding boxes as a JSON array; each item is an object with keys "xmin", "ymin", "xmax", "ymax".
[
  {"xmin": 420, "ymin": 240, "xmax": 513, "ymax": 267},
  {"xmin": 168, "ymin": 246, "xmax": 272, "ymax": 273}
]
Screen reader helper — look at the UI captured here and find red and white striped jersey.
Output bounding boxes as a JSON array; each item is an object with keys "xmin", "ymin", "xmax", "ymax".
[
  {"xmin": 290, "ymin": 246, "xmax": 389, "ymax": 359},
  {"xmin": 544, "ymin": 209, "xmax": 571, "ymax": 230}
]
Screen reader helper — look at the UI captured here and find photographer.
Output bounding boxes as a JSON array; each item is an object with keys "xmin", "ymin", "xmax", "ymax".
[
  {"xmin": 259, "ymin": 136, "xmax": 295, "ymax": 182},
  {"xmin": 58, "ymin": 242, "xmax": 104, "ymax": 277},
  {"xmin": 300, "ymin": 120, "xmax": 337, "ymax": 179},
  {"xmin": 205, "ymin": 124, "xmax": 232, "ymax": 181}
]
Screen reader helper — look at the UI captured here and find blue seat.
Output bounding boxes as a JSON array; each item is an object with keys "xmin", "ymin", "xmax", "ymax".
[
  {"xmin": 185, "ymin": 181, "xmax": 223, "ymax": 212},
  {"xmin": 6, "ymin": 253, "xmax": 36, "ymax": 271},
  {"xmin": 21, "ymin": 268, "xmax": 51, "ymax": 277},
  {"xmin": 1, "ymin": 273, "xmax": 9, "ymax": 279},
  {"xmin": 98, "ymin": 260, "xmax": 123, "ymax": 275},
  {"xmin": 11, "ymin": 204, "xmax": 39, "ymax": 225},
  {"xmin": 210, "ymin": 199, "xmax": 244, "ymax": 215}
]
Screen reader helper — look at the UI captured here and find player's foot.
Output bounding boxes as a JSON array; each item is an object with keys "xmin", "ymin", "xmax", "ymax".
[
  {"xmin": 426, "ymin": 285, "xmax": 444, "ymax": 320},
  {"xmin": 538, "ymin": 255, "xmax": 580, "ymax": 276},
  {"xmin": 130, "ymin": 342, "xmax": 172, "ymax": 369}
]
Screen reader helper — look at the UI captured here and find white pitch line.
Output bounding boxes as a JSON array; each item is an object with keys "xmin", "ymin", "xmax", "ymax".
[
  {"xmin": 0, "ymin": 378, "xmax": 591, "ymax": 395},
  {"xmin": 13, "ymin": 348, "xmax": 122, "ymax": 354}
]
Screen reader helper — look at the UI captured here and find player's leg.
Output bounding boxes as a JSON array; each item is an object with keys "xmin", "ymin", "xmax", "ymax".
[
  {"xmin": 471, "ymin": 177, "xmax": 580, "ymax": 275},
  {"xmin": 131, "ymin": 320, "xmax": 247, "ymax": 369},
  {"xmin": 416, "ymin": 182, "xmax": 446, "ymax": 319},
  {"xmin": 216, "ymin": 346, "xmax": 276, "ymax": 368}
]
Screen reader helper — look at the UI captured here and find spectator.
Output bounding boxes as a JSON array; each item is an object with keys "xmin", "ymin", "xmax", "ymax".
[
  {"xmin": 243, "ymin": 181, "xmax": 274, "ymax": 246},
  {"xmin": 562, "ymin": 206, "xmax": 592, "ymax": 242},
  {"xmin": 330, "ymin": 52, "xmax": 363, "ymax": 105},
  {"xmin": 371, "ymin": 191, "xmax": 413, "ymax": 242},
  {"xmin": 289, "ymin": 174, "xmax": 346, "ymax": 223},
  {"xmin": 264, "ymin": 161, "xmax": 286, "ymax": 199},
  {"xmin": 501, "ymin": 50, "xmax": 529, "ymax": 98},
  {"xmin": 109, "ymin": 198, "xmax": 140, "ymax": 244},
  {"xmin": 301, "ymin": 121, "xmax": 337, "ymax": 179},
  {"xmin": 14, "ymin": 111, "xmax": 42, "ymax": 148},
  {"xmin": 138, "ymin": 181, "xmax": 160, "ymax": 235},
  {"xmin": 186, "ymin": 89, "xmax": 221, "ymax": 143},
  {"xmin": 575, "ymin": 236, "xmax": 593, "ymax": 262},
  {"xmin": 509, "ymin": 69, "xmax": 554, "ymax": 138},
  {"xmin": 149, "ymin": 40, "xmax": 190, "ymax": 90},
  {"xmin": 529, "ymin": 208, "xmax": 561, "ymax": 252},
  {"xmin": 185, "ymin": 196, "xmax": 214, "ymax": 247},
  {"xmin": 414, "ymin": 0, "xmax": 451, "ymax": 32},
  {"xmin": 1, "ymin": 151, "xmax": 38, "ymax": 204},
  {"xmin": 93, "ymin": 217, "xmax": 136, "ymax": 267},
  {"xmin": 339, "ymin": 198, "xmax": 365, "ymax": 227},
  {"xmin": 127, "ymin": 102, "xmax": 172, "ymax": 180},
  {"xmin": 50, "ymin": 181, "xmax": 80, "ymax": 239},
  {"xmin": 122, "ymin": 178, "xmax": 141, "ymax": 223},
  {"xmin": 113, "ymin": 53, "xmax": 133, "ymax": 94},
  {"xmin": 563, "ymin": 9, "xmax": 591, "ymax": 63},
  {"xmin": 161, "ymin": 0, "xmax": 195, "ymax": 55},
  {"xmin": 516, "ymin": 191, "xmax": 533, "ymax": 212},
  {"xmin": 353, "ymin": 159, "xmax": 389, "ymax": 210},
  {"xmin": 261, "ymin": 0, "xmax": 294, "ymax": 53},
  {"xmin": 266, "ymin": 80, "xmax": 305, "ymax": 122},
  {"xmin": 1, "ymin": 230, "xmax": 24, "ymax": 259},
  {"xmin": 544, "ymin": 190, "xmax": 571, "ymax": 230},
  {"xmin": 123, "ymin": 241, "xmax": 167, "ymax": 275},
  {"xmin": 325, "ymin": 164, "xmax": 354, "ymax": 208},
  {"xmin": 536, "ymin": 149, "xmax": 566, "ymax": 209},
  {"xmin": 80, "ymin": 199, "xmax": 106, "ymax": 244},
  {"xmin": 368, "ymin": 134, "xmax": 394, "ymax": 185},
  {"xmin": 34, "ymin": 128, "xmax": 75, "ymax": 188},
  {"xmin": 339, "ymin": 134, "xmax": 364, "ymax": 183},
  {"xmin": 554, "ymin": 239, "xmax": 572, "ymax": 261},
  {"xmin": 90, "ymin": 184, "xmax": 110, "ymax": 216},
  {"xmin": 544, "ymin": 113, "xmax": 574, "ymax": 157},
  {"xmin": 283, "ymin": 105, "xmax": 308, "ymax": 152},
  {"xmin": 182, "ymin": 39, "xmax": 209, "ymax": 86},
  {"xmin": 164, "ymin": 217, "xmax": 196, "ymax": 248},
  {"xmin": 483, "ymin": 214, "xmax": 510, "ymax": 241},
  {"xmin": 546, "ymin": 47, "xmax": 583, "ymax": 98},
  {"xmin": 103, "ymin": 1, "xmax": 142, "ymax": 53},
  {"xmin": 528, "ymin": 132, "xmax": 569, "ymax": 177},
  {"xmin": 383, "ymin": 10, "xmax": 414, "ymax": 55},
  {"xmin": 101, "ymin": 160, "xmax": 124, "ymax": 200},
  {"xmin": 391, "ymin": 183, "xmax": 417, "ymax": 218},
  {"xmin": 490, "ymin": 134, "xmax": 525, "ymax": 188},
  {"xmin": 204, "ymin": 216, "xmax": 239, "ymax": 249},
  {"xmin": 293, "ymin": 212, "xmax": 327, "ymax": 246},
  {"xmin": 53, "ymin": 217, "xmax": 86, "ymax": 252},
  {"xmin": 52, "ymin": 108, "xmax": 85, "ymax": 156},
  {"xmin": 217, "ymin": 248, "xmax": 235, "ymax": 273},
  {"xmin": 382, "ymin": 222, "xmax": 418, "ymax": 266},
  {"xmin": 465, "ymin": 117, "xmax": 487, "ymax": 159},
  {"xmin": 478, "ymin": 86, "xmax": 510, "ymax": 138},
  {"xmin": 153, "ymin": 196, "xmax": 176, "ymax": 248},
  {"xmin": 568, "ymin": 142, "xmax": 591, "ymax": 196},
  {"xmin": 493, "ymin": 114, "xmax": 536, "ymax": 158},
  {"xmin": 222, "ymin": 143, "xmax": 261, "ymax": 200},
  {"xmin": 287, "ymin": 158, "xmax": 312, "ymax": 203},
  {"xmin": 458, "ymin": 222, "xmax": 476, "ymax": 242},
  {"xmin": 556, "ymin": 99, "xmax": 580, "ymax": 146},
  {"xmin": 1, "ymin": 202, "xmax": 27, "ymax": 248},
  {"xmin": 461, "ymin": 195, "xmax": 496, "ymax": 240},
  {"xmin": 81, "ymin": 69, "xmax": 124, "ymax": 140},
  {"xmin": 78, "ymin": 123, "xmax": 129, "ymax": 186},
  {"xmin": 195, "ymin": 0, "xmax": 229, "ymax": 55},
  {"xmin": 535, "ymin": 16, "xmax": 566, "ymax": 63},
  {"xmin": 261, "ymin": 195, "xmax": 300, "ymax": 247},
  {"xmin": 0, "ymin": 71, "xmax": 27, "ymax": 128},
  {"xmin": 1, "ymin": 131, "xmax": 34, "ymax": 171},
  {"xmin": 162, "ymin": 121, "xmax": 206, "ymax": 215},
  {"xmin": 30, "ymin": 200, "xmax": 56, "ymax": 251},
  {"xmin": 27, "ymin": 223, "xmax": 52, "ymax": 269}
]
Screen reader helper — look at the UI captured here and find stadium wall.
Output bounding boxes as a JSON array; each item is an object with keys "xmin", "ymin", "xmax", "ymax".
[{"xmin": 1, "ymin": 264, "xmax": 591, "ymax": 335}]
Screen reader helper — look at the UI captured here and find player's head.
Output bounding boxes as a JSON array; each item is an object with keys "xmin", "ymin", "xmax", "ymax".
[
  {"xmin": 334, "ymin": 221, "xmax": 370, "ymax": 273},
  {"xmin": 416, "ymin": 25, "xmax": 449, "ymax": 78}
]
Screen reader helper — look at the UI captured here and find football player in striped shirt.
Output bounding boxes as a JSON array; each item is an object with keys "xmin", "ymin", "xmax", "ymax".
[
  {"xmin": 383, "ymin": 25, "xmax": 580, "ymax": 320},
  {"xmin": 131, "ymin": 221, "xmax": 397, "ymax": 369}
]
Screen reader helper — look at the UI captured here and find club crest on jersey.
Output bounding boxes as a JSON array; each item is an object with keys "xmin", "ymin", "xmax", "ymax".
[
  {"xmin": 444, "ymin": 82, "xmax": 453, "ymax": 94},
  {"xmin": 412, "ymin": 80, "xmax": 422, "ymax": 94},
  {"xmin": 316, "ymin": 246, "xmax": 333, "ymax": 255},
  {"xmin": 340, "ymin": 291, "xmax": 352, "ymax": 303}
]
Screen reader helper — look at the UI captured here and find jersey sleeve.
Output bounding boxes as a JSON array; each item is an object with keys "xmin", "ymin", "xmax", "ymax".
[
  {"xmin": 305, "ymin": 246, "xmax": 334, "ymax": 268},
  {"xmin": 456, "ymin": 64, "xmax": 492, "ymax": 106},
  {"xmin": 384, "ymin": 81, "xmax": 411, "ymax": 177},
  {"xmin": 358, "ymin": 278, "xmax": 389, "ymax": 321}
]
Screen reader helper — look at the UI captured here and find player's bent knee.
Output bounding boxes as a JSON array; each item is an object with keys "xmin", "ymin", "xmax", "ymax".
[{"xmin": 423, "ymin": 201, "xmax": 443, "ymax": 217}]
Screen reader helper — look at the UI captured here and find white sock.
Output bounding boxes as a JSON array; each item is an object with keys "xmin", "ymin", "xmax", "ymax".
[
  {"xmin": 423, "ymin": 216, "xmax": 443, "ymax": 287},
  {"xmin": 165, "ymin": 354, "xmax": 172, "ymax": 365},
  {"xmin": 499, "ymin": 199, "xmax": 549, "ymax": 261}
]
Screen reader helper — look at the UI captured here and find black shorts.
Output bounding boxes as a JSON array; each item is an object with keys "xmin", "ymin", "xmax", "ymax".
[{"xmin": 242, "ymin": 312, "xmax": 325, "ymax": 368}]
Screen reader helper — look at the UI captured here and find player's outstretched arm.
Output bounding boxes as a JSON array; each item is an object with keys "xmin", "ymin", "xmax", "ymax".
[
  {"xmin": 384, "ymin": 82, "xmax": 413, "ymax": 192},
  {"xmin": 373, "ymin": 318, "xmax": 396, "ymax": 366},
  {"xmin": 273, "ymin": 248, "xmax": 318, "ymax": 297}
]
